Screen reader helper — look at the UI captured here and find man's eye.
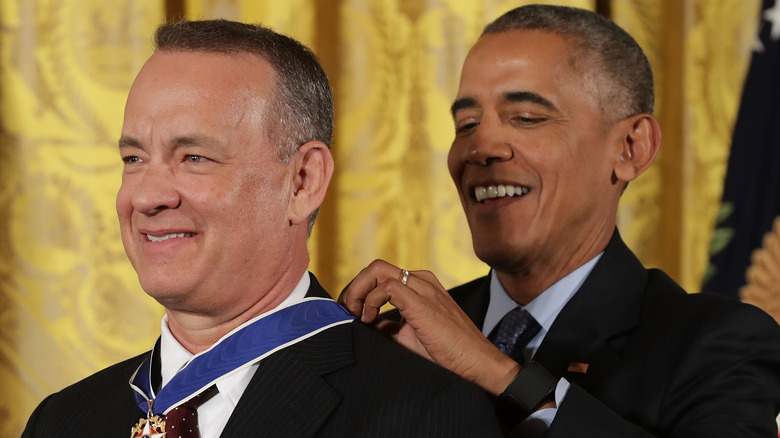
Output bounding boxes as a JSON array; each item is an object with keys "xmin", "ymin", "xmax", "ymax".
[
  {"xmin": 456, "ymin": 122, "xmax": 479, "ymax": 134},
  {"xmin": 185, "ymin": 155, "xmax": 206, "ymax": 163},
  {"xmin": 122, "ymin": 156, "xmax": 141, "ymax": 164},
  {"xmin": 512, "ymin": 115, "xmax": 548, "ymax": 125}
]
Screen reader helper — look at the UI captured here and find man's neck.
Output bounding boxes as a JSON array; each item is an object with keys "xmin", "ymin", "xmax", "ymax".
[
  {"xmin": 496, "ymin": 228, "xmax": 612, "ymax": 306},
  {"xmin": 496, "ymin": 264, "xmax": 574, "ymax": 306},
  {"xmin": 165, "ymin": 266, "xmax": 309, "ymax": 354}
]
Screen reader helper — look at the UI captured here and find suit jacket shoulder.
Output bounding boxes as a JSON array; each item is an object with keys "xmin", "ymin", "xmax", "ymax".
[
  {"xmin": 546, "ymin": 263, "xmax": 780, "ymax": 437},
  {"xmin": 449, "ymin": 231, "xmax": 780, "ymax": 437},
  {"xmin": 22, "ymin": 352, "xmax": 148, "ymax": 437},
  {"xmin": 224, "ymin": 276, "xmax": 502, "ymax": 437},
  {"xmin": 25, "ymin": 274, "xmax": 502, "ymax": 438}
]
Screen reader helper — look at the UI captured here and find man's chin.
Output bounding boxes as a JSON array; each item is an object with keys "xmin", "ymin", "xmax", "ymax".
[
  {"xmin": 139, "ymin": 280, "xmax": 192, "ymax": 306},
  {"xmin": 474, "ymin": 244, "xmax": 531, "ymax": 276}
]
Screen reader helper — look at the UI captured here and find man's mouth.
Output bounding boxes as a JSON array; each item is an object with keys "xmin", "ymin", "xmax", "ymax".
[
  {"xmin": 145, "ymin": 232, "xmax": 196, "ymax": 242},
  {"xmin": 474, "ymin": 184, "xmax": 530, "ymax": 203}
]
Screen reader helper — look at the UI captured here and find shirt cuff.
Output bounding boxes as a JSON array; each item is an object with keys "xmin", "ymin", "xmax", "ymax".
[{"xmin": 525, "ymin": 377, "xmax": 570, "ymax": 427}]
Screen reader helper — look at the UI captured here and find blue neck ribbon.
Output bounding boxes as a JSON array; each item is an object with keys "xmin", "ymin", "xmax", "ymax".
[{"xmin": 129, "ymin": 298, "xmax": 355, "ymax": 415}]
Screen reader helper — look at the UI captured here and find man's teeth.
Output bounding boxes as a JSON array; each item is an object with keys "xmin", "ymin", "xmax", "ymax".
[
  {"xmin": 474, "ymin": 184, "xmax": 529, "ymax": 202},
  {"xmin": 146, "ymin": 232, "xmax": 195, "ymax": 242}
]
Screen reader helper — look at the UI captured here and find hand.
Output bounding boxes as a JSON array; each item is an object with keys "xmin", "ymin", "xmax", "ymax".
[{"xmin": 339, "ymin": 259, "xmax": 521, "ymax": 396}]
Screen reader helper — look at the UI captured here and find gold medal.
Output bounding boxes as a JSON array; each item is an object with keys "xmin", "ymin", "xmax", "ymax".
[
  {"xmin": 131, "ymin": 398, "xmax": 166, "ymax": 438},
  {"xmin": 131, "ymin": 415, "xmax": 166, "ymax": 438}
]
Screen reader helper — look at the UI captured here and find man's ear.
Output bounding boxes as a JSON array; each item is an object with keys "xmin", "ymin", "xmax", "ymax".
[
  {"xmin": 613, "ymin": 114, "xmax": 661, "ymax": 183},
  {"xmin": 288, "ymin": 141, "xmax": 334, "ymax": 226}
]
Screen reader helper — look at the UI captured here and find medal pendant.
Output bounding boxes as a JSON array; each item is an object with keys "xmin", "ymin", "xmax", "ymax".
[{"xmin": 131, "ymin": 415, "xmax": 166, "ymax": 438}]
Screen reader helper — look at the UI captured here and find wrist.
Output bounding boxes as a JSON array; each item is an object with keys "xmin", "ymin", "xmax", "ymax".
[
  {"xmin": 496, "ymin": 361, "xmax": 558, "ymax": 419},
  {"xmin": 475, "ymin": 351, "xmax": 522, "ymax": 396}
]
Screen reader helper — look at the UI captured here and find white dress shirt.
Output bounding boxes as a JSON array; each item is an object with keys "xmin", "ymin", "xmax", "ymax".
[
  {"xmin": 484, "ymin": 253, "xmax": 602, "ymax": 427},
  {"xmin": 158, "ymin": 272, "xmax": 310, "ymax": 438}
]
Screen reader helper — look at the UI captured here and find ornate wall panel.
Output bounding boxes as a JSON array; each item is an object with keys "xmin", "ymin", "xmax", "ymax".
[
  {"xmin": 612, "ymin": 0, "xmax": 670, "ymax": 281},
  {"xmin": 0, "ymin": 1, "xmax": 164, "ymax": 435},
  {"xmin": 614, "ymin": 0, "xmax": 759, "ymax": 291},
  {"xmin": 323, "ymin": 0, "xmax": 494, "ymax": 291},
  {"xmin": 681, "ymin": 0, "xmax": 759, "ymax": 290},
  {"xmin": 184, "ymin": 0, "xmax": 316, "ymax": 46}
]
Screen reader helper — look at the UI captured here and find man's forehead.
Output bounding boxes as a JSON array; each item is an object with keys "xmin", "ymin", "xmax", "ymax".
[
  {"xmin": 452, "ymin": 30, "xmax": 591, "ymax": 113},
  {"xmin": 134, "ymin": 50, "xmax": 276, "ymax": 95},
  {"xmin": 121, "ymin": 53, "xmax": 277, "ymax": 149},
  {"xmin": 128, "ymin": 52, "xmax": 273, "ymax": 110},
  {"xmin": 462, "ymin": 30, "xmax": 574, "ymax": 74}
]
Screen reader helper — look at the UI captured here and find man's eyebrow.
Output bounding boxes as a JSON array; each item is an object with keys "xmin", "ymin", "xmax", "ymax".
[
  {"xmin": 450, "ymin": 91, "xmax": 558, "ymax": 118},
  {"xmin": 170, "ymin": 135, "xmax": 227, "ymax": 153},
  {"xmin": 504, "ymin": 90, "xmax": 558, "ymax": 111},
  {"xmin": 118, "ymin": 136, "xmax": 139, "ymax": 149},
  {"xmin": 117, "ymin": 135, "xmax": 222, "ymax": 150},
  {"xmin": 450, "ymin": 97, "xmax": 478, "ymax": 118},
  {"xmin": 171, "ymin": 135, "xmax": 206, "ymax": 147}
]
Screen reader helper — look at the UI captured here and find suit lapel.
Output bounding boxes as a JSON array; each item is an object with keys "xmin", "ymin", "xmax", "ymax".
[
  {"xmin": 450, "ymin": 233, "xmax": 647, "ymax": 391},
  {"xmin": 220, "ymin": 274, "xmax": 355, "ymax": 437},
  {"xmin": 449, "ymin": 274, "xmax": 492, "ymax": 328},
  {"xmin": 533, "ymin": 231, "xmax": 647, "ymax": 390}
]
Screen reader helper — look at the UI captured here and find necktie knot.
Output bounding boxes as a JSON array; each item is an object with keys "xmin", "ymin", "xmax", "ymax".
[{"xmin": 491, "ymin": 307, "xmax": 541, "ymax": 364}]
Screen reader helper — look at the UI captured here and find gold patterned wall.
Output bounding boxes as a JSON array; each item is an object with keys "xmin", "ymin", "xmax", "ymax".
[
  {"xmin": 0, "ymin": 0, "xmax": 760, "ymax": 435},
  {"xmin": 0, "ymin": 1, "xmax": 165, "ymax": 435},
  {"xmin": 613, "ymin": 0, "xmax": 760, "ymax": 291}
]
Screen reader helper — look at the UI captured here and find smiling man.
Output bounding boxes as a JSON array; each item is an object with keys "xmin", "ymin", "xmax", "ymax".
[
  {"xmin": 341, "ymin": 5, "xmax": 780, "ymax": 437},
  {"xmin": 22, "ymin": 20, "xmax": 501, "ymax": 438}
]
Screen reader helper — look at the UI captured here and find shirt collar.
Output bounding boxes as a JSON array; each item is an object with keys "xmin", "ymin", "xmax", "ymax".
[{"xmin": 482, "ymin": 253, "xmax": 603, "ymax": 337}]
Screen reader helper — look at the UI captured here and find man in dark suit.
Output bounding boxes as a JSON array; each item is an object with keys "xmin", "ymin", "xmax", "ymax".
[
  {"xmin": 22, "ymin": 20, "xmax": 502, "ymax": 438},
  {"xmin": 340, "ymin": 5, "xmax": 780, "ymax": 437}
]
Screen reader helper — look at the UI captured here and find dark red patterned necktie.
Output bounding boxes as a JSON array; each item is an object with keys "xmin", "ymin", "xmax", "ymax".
[{"xmin": 164, "ymin": 393, "xmax": 204, "ymax": 438}]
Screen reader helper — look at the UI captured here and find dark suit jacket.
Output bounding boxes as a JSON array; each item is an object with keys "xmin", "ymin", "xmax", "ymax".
[
  {"xmin": 22, "ymin": 274, "xmax": 502, "ymax": 437},
  {"xmin": 450, "ymin": 231, "xmax": 780, "ymax": 437}
]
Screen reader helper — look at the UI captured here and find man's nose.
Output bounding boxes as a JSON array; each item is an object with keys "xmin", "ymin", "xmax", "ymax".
[
  {"xmin": 131, "ymin": 164, "xmax": 181, "ymax": 214},
  {"xmin": 464, "ymin": 120, "xmax": 513, "ymax": 166}
]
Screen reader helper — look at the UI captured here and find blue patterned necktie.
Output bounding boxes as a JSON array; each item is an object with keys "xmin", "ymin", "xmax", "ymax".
[{"xmin": 491, "ymin": 307, "xmax": 542, "ymax": 364}]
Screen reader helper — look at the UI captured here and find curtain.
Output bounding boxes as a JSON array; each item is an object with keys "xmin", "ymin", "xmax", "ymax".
[
  {"xmin": 0, "ymin": 1, "xmax": 165, "ymax": 435},
  {"xmin": 0, "ymin": 0, "xmax": 758, "ymax": 435}
]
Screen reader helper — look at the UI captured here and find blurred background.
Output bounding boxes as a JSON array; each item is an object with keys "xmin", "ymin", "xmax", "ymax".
[{"xmin": 1, "ymin": 0, "xmax": 776, "ymax": 435}]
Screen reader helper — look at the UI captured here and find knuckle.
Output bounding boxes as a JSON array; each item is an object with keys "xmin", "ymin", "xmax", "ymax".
[{"xmin": 368, "ymin": 258, "xmax": 387, "ymax": 268}]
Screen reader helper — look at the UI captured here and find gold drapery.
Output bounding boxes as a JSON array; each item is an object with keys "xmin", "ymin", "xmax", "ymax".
[
  {"xmin": 0, "ymin": 0, "xmax": 759, "ymax": 435},
  {"xmin": 0, "ymin": 1, "xmax": 165, "ymax": 435}
]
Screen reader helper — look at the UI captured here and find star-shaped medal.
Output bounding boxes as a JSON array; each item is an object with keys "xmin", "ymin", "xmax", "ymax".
[{"xmin": 130, "ymin": 416, "xmax": 166, "ymax": 438}]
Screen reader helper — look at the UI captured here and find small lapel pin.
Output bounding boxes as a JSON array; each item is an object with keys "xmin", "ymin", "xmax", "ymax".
[{"xmin": 567, "ymin": 362, "xmax": 590, "ymax": 374}]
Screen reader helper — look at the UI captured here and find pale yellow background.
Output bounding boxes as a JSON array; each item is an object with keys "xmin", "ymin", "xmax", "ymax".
[{"xmin": 0, "ymin": 0, "xmax": 761, "ymax": 435}]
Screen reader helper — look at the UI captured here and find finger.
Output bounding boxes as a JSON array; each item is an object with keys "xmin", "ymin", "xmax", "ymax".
[
  {"xmin": 338, "ymin": 260, "xmax": 393, "ymax": 314},
  {"xmin": 360, "ymin": 278, "xmax": 421, "ymax": 323},
  {"xmin": 339, "ymin": 260, "xmax": 409, "ymax": 314},
  {"xmin": 405, "ymin": 269, "xmax": 448, "ymax": 295},
  {"xmin": 336, "ymin": 277, "xmax": 354, "ymax": 305}
]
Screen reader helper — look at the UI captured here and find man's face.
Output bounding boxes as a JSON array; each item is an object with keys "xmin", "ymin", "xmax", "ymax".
[
  {"xmin": 448, "ymin": 30, "xmax": 624, "ymax": 276},
  {"xmin": 117, "ymin": 51, "xmax": 298, "ymax": 315}
]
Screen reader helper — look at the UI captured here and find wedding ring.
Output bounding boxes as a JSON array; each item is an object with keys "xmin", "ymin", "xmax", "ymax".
[{"xmin": 400, "ymin": 269, "xmax": 410, "ymax": 285}]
